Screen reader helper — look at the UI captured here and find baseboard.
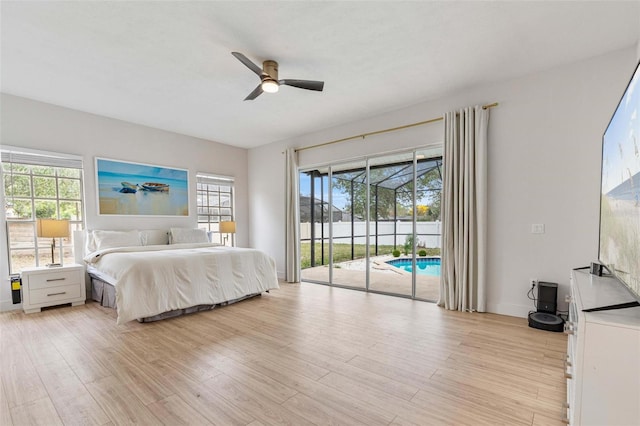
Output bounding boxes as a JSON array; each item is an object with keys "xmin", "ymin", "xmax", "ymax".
[{"xmin": 0, "ymin": 299, "xmax": 21, "ymax": 312}]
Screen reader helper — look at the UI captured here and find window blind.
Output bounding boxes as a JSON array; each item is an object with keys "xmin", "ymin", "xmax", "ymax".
[
  {"xmin": 1, "ymin": 146, "xmax": 83, "ymax": 169},
  {"xmin": 196, "ymin": 173, "xmax": 234, "ymax": 186}
]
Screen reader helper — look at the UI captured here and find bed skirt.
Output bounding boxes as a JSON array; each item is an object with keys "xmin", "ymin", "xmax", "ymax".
[{"xmin": 89, "ymin": 274, "xmax": 262, "ymax": 323}]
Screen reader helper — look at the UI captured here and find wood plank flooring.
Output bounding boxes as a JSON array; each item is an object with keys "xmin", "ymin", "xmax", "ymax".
[{"xmin": 0, "ymin": 282, "xmax": 567, "ymax": 425}]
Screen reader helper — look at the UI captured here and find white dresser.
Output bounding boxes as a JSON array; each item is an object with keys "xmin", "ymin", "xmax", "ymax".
[
  {"xmin": 566, "ymin": 268, "xmax": 640, "ymax": 425},
  {"xmin": 21, "ymin": 264, "xmax": 86, "ymax": 313}
]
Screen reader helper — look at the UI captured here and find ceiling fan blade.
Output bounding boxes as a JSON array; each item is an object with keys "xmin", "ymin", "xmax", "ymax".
[
  {"xmin": 280, "ymin": 79, "xmax": 324, "ymax": 91},
  {"xmin": 244, "ymin": 84, "xmax": 263, "ymax": 101},
  {"xmin": 232, "ymin": 52, "xmax": 263, "ymax": 77}
]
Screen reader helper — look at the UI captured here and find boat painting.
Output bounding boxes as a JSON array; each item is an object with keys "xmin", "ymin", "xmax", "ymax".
[
  {"xmin": 96, "ymin": 158, "xmax": 188, "ymax": 216},
  {"xmin": 119, "ymin": 182, "xmax": 170, "ymax": 193}
]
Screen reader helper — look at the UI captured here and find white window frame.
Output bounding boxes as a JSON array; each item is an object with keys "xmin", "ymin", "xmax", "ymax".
[
  {"xmin": 2, "ymin": 146, "xmax": 85, "ymax": 273},
  {"xmin": 196, "ymin": 173, "xmax": 235, "ymax": 245}
]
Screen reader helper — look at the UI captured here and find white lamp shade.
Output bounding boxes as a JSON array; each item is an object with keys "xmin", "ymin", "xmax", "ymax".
[
  {"xmin": 37, "ymin": 219, "xmax": 70, "ymax": 238},
  {"xmin": 219, "ymin": 221, "xmax": 236, "ymax": 234}
]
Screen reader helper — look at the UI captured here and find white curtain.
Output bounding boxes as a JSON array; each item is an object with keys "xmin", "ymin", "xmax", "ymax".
[
  {"xmin": 285, "ymin": 148, "xmax": 301, "ymax": 282},
  {"xmin": 438, "ymin": 105, "xmax": 489, "ymax": 312}
]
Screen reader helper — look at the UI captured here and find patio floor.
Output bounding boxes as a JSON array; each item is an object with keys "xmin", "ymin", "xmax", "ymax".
[{"xmin": 301, "ymin": 255, "xmax": 440, "ymax": 301}]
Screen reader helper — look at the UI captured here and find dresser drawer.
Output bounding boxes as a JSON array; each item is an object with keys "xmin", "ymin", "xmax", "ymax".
[
  {"xmin": 28, "ymin": 283, "xmax": 82, "ymax": 305},
  {"xmin": 26, "ymin": 269, "xmax": 82, "ymax": 290}
]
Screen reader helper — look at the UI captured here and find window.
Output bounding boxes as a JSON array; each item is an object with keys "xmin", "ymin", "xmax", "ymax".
[
  {"xmin": 196, "ymin": 173, "xmax": 234, "ymax": 245},
  {"xmin": 2, "ymin": 147, "xmax": 84, "ymax": 273}
]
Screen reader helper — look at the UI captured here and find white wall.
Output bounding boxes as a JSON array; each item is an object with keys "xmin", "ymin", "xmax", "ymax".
[
  {"xmin": 248, "ymin": 46, "xmax": 639, "ymax": 318},
  {"xmin": 0, "ymin": 94, "xmax": 248, "ymax": 310}
]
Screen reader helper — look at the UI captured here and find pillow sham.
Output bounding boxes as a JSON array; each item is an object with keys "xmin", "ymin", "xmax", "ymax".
[
  {"xmin": 140, "ymin": 229, "xmax": 170, "ymax": 246},
  {"xmin": 92, "ymin": 230, "xmax": 142, "ymax": 251},
  {"xmin": 85, "ymin": 230, "xmax": 97, "ymax": 254},
  {"xmin": 170, "ymin": 227, "xmax": 209, "ymax": 244}
]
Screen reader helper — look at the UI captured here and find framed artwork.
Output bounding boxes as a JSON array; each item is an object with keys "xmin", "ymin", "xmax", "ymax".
[{"xmin": 96, "ymin": 157, "xmax": 189, "ymax": 216}]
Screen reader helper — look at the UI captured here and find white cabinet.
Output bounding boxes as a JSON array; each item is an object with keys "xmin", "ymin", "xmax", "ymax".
[
  {"xmin": 566, "ymin": 269, "xmax": 640, "ymax": 425},
  {"xmin": 21, "ymin": 264, "xmax": 86, "ymax": 313}
]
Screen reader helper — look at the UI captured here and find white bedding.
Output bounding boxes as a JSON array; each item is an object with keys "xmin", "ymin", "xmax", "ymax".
[{"xmin": 84, "ymin": 243, "xmax": 279, "ymax": 324}]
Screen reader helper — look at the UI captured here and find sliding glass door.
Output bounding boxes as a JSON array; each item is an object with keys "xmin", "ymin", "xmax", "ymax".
[{"xmin": 299, "ymin": 149, "xmax": 442, "ymax": 301}]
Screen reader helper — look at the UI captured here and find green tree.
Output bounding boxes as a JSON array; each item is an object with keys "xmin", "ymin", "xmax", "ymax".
[
  {"xmin": 33, "ymin": 176, "xmax": 57, "ymax": 198},
  {"xmin": 331, "ymin": 162, "xmax": 442, "ymax": 221},
  {"xmin": 417, "ymin": 167, "xmax": 441, "ymax": 221},
  {"xmin": 59, "ymin": 178, "xmax": 80, "ymax": 199},
  {"xmin": 4, "ymin": 164, "xmax": 82, "ymax": 220},
  {"xmin": 35, "ymin": 201, "xmax": 56, "ymax": 218},
  {"xmin": 8, "ymin": 199, "xmax": 32, "ymax": 219},
  {"xmin": 60, "ymin": 201, "xmax": 82, "ymax": 220},
  {"xmin": 3, "ymin": 174, "xmax": 31, "ymax": 197}
]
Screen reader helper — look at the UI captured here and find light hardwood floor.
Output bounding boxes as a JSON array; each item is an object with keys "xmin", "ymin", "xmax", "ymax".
[{"xmin": 0, "ymin": 282, "xmax": 567, "ymax": 426}]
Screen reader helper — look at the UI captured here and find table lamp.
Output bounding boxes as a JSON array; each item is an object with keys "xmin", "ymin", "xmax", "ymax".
[
  {"xmin": 37, "ymin": 219, "xmax": 70, "ymax": 267},
  {"xmin": 219, "ymin": 221, "xmax": 236, "ymax": 246}
]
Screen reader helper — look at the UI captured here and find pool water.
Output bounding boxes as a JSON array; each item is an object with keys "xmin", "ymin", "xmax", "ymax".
[{"xmin": 386, "ymin": 257, "xmax": 441, "ymax": 276}]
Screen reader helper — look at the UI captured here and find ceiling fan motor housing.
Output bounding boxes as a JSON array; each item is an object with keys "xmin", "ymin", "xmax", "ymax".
[{"xmin": 263, "ymin": 60, "xmax": 278, "ymax": 80}]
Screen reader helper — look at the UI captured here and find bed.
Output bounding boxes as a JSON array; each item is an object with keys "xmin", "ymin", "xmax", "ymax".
[{"xmin": 76, "ymin": 229, "xmax": 279, "ymax": 324}]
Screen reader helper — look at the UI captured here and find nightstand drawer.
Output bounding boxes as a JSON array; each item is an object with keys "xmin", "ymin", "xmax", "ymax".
[
  {"xmin": 29, "ymin": 283, "xmax": 82, "ymax": 305},
  {"xmin": 27, "ymin": 269, "xmax": 82, "ymax": 290},
  {"xmin": 21, "ymin": 264, "xmax": 86, "ymax": 314}
]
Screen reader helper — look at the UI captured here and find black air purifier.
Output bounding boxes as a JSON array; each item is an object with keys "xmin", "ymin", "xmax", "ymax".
[{"xmin": 528, "ymin": 281, "xmax": 564, "ymax": 332}]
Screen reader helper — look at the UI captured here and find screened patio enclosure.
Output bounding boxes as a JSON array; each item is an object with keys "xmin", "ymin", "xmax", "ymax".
[{"xmin": 299, "ymin": 150, "xmax": 443, "ymax": 301}]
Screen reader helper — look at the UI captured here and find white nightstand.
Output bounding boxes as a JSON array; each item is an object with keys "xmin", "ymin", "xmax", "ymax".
[{"xmin": 21, "ymin": 264, "xmax": 86, "ymax": 314}]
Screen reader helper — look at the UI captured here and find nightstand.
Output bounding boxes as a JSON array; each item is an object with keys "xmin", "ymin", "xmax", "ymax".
[{"xmin": 21, "ymin": 264, "xmax": 86, "ymax": 314}]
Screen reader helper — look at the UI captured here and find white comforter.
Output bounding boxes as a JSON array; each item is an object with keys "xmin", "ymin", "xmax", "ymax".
[{"xmin": 84, "ymin": 243, "xmax": 279, "ymax": 324}]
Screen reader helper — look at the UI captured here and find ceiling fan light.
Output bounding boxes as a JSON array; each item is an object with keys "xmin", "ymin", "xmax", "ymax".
[{"xmin": 261, "ymin": 79, "xmax": 279, "ymax": 93}]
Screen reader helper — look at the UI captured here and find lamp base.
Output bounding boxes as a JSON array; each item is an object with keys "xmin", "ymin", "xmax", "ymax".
[{"xmin": 48, "ymin": 238, "xmax": 64, "ymax": 267}]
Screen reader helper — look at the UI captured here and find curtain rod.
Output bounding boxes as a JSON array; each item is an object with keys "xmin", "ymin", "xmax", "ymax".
[{"xmin": 295, "ymin": 102, "xmax": 498, "ymax": 153}]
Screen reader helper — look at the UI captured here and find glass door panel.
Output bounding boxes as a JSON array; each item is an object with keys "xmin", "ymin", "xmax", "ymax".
[
  {"xmin": 300, "ymin": 171, "xmax": 330, "ymax": 283},
  {"xmin": 367, "ymin": 154, "xmax": 414, "ymax": 296},
  {"xmin": 330, "ymin": 161, "xmax": 367, "ymax": 289},
  {"xmin": 414, "ymin": 151, "xmax": 443, "ymax": 301}
]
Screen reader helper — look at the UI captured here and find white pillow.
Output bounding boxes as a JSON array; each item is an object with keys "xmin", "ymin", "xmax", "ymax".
[
  {"xmin": 170, "ymin": 228, "xmax": 209, "ymax": 244},
  {"xmin": 140, "ymin": 229, "xmax": 169, "ymax": 246},
  {"xmin": 85, "ymin": 229, "xmax": 97, "ymax": 254},
  {"xmin": 92, "ymin": 230, "xmax": 142, "ymax": 251}
]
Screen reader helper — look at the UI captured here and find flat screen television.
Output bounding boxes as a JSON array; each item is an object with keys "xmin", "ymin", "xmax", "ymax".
[{"xmin": 599, "ymin": 59, "xmax": 640, "ymax": 305}]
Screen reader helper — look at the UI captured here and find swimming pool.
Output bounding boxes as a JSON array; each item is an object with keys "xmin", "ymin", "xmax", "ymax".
[{"xmin": 386, "ymin": 257, "xmax": 441, "ymax": 276}]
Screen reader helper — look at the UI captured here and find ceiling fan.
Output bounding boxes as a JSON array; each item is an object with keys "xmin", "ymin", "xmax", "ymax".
[{"xmin": 231, "ymin": 52, "xmax": 324, "ymax": 101}]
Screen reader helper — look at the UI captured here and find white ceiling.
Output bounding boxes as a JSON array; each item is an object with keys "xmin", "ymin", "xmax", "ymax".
[{"xmin": 2, "ymin": 1, "xmax": 639, "ymax": 149}]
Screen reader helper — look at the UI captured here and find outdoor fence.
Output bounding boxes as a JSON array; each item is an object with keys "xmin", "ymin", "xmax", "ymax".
[{"xmin": 300, "ymin": 220, "xmax": 442, "ymax": 248}]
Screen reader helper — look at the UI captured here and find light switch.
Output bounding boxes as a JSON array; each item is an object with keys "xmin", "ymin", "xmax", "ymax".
[{"xmin": 531, "ymin": 224, "xmax": 545, "ymax": 234}]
